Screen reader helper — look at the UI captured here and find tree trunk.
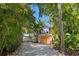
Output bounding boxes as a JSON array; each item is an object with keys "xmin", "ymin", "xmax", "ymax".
[{"xmin": 58, "ymin": 3, "xmax": 64, "ymax": 51}]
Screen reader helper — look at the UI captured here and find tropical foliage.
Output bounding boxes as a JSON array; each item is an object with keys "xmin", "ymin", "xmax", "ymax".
[
  {"xmin": 0, "ymin": 4, "xmax": 35, "ymax": 55},
  {"xmin": 0, "ymin": 3, "xmax": 79, "ymax": 55},
  {"xmin": 38, "ymin": 3, "xmax": 79, "ymax": 55}
]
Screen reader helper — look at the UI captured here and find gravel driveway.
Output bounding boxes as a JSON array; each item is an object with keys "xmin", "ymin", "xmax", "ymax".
[{"xmin": 15, "ymin": 42, "xmax": 63, "ymax": 56}]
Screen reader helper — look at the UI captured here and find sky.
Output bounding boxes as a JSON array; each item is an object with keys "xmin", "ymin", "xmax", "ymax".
[{"xmin": 30, "ymin": 4, "xmax": 50, "ymax": 28}]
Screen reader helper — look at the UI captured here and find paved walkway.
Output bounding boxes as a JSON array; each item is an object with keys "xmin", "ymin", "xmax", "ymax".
[{"xmin": 15, "ymin": 42, "xmax": 62, "ymax": 56}]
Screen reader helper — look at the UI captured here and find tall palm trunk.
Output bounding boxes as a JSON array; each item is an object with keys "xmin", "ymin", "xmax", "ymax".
[{"xmin": 58, "ymin": 3, "xmax": 64, "ymax": 51}]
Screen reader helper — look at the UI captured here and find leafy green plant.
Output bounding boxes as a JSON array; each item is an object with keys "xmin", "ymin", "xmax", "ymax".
[
  {"xmin": 64, "ymin": 33, "xmax": 79, "ymax": 51},
  {"xmin": 53, "ymin": 34, "xmax": 61, "ymax": 48},
  {"xmin": 0, "ymin": 4, "xmax": 36, "ymax": 55}
]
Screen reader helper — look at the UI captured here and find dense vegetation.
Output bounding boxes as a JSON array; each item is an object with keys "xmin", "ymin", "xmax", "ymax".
[
  {"xmin": 0, "ymin": 4, "xmax": 44, "ymax": 55},
  {"xmin": 0, "ymin": 4, "xmax": 31, "ymax": 55},
  {"xmin": 0, "ymin": 3, "xmax": 79, "ymax": 55},
  {"xmin": 38, "ymin": 3, "xmax": 79, "ymax": 55}
]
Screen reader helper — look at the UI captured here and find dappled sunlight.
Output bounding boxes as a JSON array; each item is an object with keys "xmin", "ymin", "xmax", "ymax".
[
  {"xmin": 0, "ymin": 3, "xmax": 79, "ymax": 56},
  {"xmin": 16, "ymin": 42, "xmax": 62, "ymax": 56},
  {"xmin": 30, "ymin": 43, "xmax": 49, "ymax": 48}
]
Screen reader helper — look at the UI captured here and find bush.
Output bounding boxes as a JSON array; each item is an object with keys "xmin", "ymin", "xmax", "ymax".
[
  {"xmin": 53, "ymin": 34, "xmax": 61, "ymax": 48},
  {"xmin": 53, "ymin": 33, "xmax": 79, "ymax": 55},
  {"xmin": 0, "ymin": 34, "xmax": 21, "ymax": 53},
  {"xmin": 64, "ymin": 33, "xmax": 79, "ymax": 51}
]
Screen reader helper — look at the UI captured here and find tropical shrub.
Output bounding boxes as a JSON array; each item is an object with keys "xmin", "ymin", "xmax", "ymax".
[{"xmin": 0, "ymin": 4, "xmax": 35, "ymax": 55}]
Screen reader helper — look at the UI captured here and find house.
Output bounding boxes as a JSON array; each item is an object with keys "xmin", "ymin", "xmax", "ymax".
[{"xmin": 42, "ymin": 24, "xmax": 50, "ymax": 34}]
